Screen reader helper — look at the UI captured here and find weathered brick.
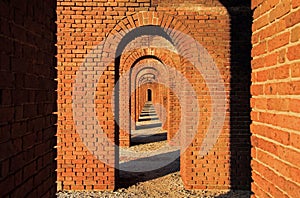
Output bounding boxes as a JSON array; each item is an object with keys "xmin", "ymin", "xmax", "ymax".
[
  {"xmin": 291, "ymin": 25, "xmax": 300, "ymax": 42},
  {"xmin": 268, "ymin": 32, "xmax": 290, "ymax": 52},
  {"xmin": 285, "ymin": 9, "xmax": 300, "ymax": 28},
  {"xmin": 56, "ymin": 0, "xmax": 250, "ymax": 191},
  {"xmin": 287, "ymin": 43, "xmax": 300, "ymax": 61},
  {"xmin": 2, "ymin": 0, "xmax": 296, "ymax": 196},
  {"xmin": 251, "ymin": 0, "xmax": 300, "ymax": 197},
  {"xmin": 269, "ymin": 0, "xmax": 291, "ymax": 22}
]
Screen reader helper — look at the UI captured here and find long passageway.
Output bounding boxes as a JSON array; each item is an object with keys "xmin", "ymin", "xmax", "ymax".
[
  {"xmin": 109, "ymin": 102, "xmax": 251, "ymax": 197},
  {"xmin": 131, "ymin": 101, "xmax": 166, "ymax": 146},
  {"xmin": 58, "ymin": 102, "xmax": 251, "ymax": 197},
  {"xmin": 114, "ymin": 102, "xmax": 251, "ymax": 197},
  {"xmin": 119, "ymin": 101, "xmax": 179, "ymax": 188},
  {"xmin": 68, "ymin": 101, "xmax": 251, "ymax": 197}
]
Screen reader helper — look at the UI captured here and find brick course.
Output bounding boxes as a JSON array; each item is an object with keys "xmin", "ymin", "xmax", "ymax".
[
  {"xmin": 0, "ymin": 0, "xmax": 57, "ymax": 197},
  {"xmin": 1, "ymin": 0, "xmax": 299, "ymax": 196},
  {"xmin": 251, "ymin": 0, "xmax": 300, "ymax": 197},
  {"xmin": 57, "ymin": 0, "xmax": 253, "ymax": 191}
]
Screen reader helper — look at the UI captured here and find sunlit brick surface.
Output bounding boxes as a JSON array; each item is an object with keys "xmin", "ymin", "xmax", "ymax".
[
  {"xmin": 251, "ymin": 0, "xmax": 300, "ymax": 197},
  {"xmin": 56, "ymin": 0, "xmax": 253, "ymax": 191}
]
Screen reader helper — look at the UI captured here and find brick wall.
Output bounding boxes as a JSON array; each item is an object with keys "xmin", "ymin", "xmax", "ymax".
[
  {"xmin": 251, "ymin": 0, "xmax": 300, "ymax": 197},
  {"xmin": 0, "ymin": 0, "xmax": 57, "ymax": 197},
  {"xmin": 57, "ymin": 0, "xmax": 252, "ymax": 191}
]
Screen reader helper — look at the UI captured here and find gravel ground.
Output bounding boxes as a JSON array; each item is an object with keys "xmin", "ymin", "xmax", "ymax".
[
  {"xmin": 57, "ymin": 140, "xmax": 251, "ymax": 198},
  {"xmin": 57, "ymin": 104, "xmax": 251, "ymax": 197},
  {"xmin": 57, "ymin": 171, "xmax": 251, "ymax": 198}
]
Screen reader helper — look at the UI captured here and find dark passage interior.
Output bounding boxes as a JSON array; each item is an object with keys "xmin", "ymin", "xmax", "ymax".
[{"xmin": 147, "ymin": 89, "xmax": 152, "ymax": 101}]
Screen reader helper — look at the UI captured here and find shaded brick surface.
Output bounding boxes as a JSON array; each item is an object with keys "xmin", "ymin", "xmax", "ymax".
[{"xmin": 0, "ymin": 0, "xmax": 57, "ymax": 197}]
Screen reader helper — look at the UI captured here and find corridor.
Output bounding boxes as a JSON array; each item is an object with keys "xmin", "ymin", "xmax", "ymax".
[
  {"xmin": 132, "ymin": 101, "xmax": 165, "ymax": 145},
  {"xmin": 118, "ymin": 101, "xmax": 179, "ymax": 187}
]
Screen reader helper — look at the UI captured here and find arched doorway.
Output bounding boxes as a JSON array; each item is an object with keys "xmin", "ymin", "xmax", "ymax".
[
  {"xmin": 147, "ymin": 89, "xmax": 152, "ymax": 101},
  {"xmin": 68, "ymin": 10, "xmax": 230, "ymax": 190}
]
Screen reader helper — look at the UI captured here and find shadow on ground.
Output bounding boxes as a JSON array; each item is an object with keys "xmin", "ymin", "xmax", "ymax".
[
  {"xmin": 131, "ymin": 132, "xmax": 167, "ymax": 146},
  {"xmin": 118, "ymin": 150, "xmax": 180, "ymax": 188},
  {"xmin": 135, "ymin": 123, "xmax": 162, "ymax": 130},
  {"xmin": 215, "ymin": 191, "xmax": 252, "ymax": 198}
]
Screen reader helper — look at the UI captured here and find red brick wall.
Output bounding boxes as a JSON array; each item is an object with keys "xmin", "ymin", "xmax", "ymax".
[
  {"xmin": 251, "ymin": 0, "xmax": 300, "ymax": 197},
  {"xmin": 0, "ymin": 0, "xmax": 57, "ymax": 197},
  {"xmin": 57, "ymin": 0, "xmax": 252, "ymax": 191}
]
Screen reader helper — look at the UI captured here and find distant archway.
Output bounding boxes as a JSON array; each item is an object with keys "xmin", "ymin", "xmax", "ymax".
[{"xmin": 147, "ymin": 89, "xmax": 152, "ymax": 101}]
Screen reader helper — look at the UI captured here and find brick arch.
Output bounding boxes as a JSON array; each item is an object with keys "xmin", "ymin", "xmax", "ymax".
[
  {"xmin": 119, "ymin": 44, "xmax": 202, "ymax": 148},
  {"xmin": 131, "ymin": 59, "xmax": 171, "ymax": 133},
  {"xmin": 101, "ymin": 11, "xmax": 200, "ymax": 85},
  {"xmin": 132, "ymin": 60, "xmax": 166, "ymax": 86},
  {"xmin": 119, "ymin": 40, "xmax": 179, "ymax": 72},
  {"xmin": 106, "ymin": 11, "xmax": 216, "ymax": 61},
  {"xmin": 118, "ymin": 47, "xmax": 182, "ymax": 147},
  {"xmin": 138, "ymin": 74, "xmax": 156, "ymax": 84},
  {"xmin": 93, "ymin": 9, "xmax": 228, "ymax": 190},
  {"xmin": 118, "ymin": 54, "xmax": 170, "ymax": 146},
  {"xmin": 136, "ymin": 69, "xmax": 159, "ymax": 85},
  {"xmin": 115, "ymin": 29, "xmax": 181, "ymax": 147},
  {"xmin": 121, "ymin": 49, "xmax": 210, "ymax": 149},
  {"xmin": 119, "ymin": 57, "xmax": 166, "ymax": 145},
  {"xmin": 132, "ymin": 65, "xmax": 159, "ymax": 130},
  {"xmin": 120, "ymin": 48, "xmax": 181, "ymax": 74},
  {"xmin": 108, "ymin": 11, "xmax": 191, "ymax": 53},
  {"xmin": 53, "ymin": 0, "xmax": 260, "ymax": 193},
  {"xmin": 134, "ymin": 67, "xmax": 160, "ymax": 126},
  {"xmin": 123, "ymin": 53, "xmax": 182, "ymax": 146}
]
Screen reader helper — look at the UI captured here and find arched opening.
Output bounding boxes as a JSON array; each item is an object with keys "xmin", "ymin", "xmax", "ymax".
[
  {"xmin": 108, "ymin": 11, "xmax": 232, "ymax": 191},
  {"xmin": 54, "ymin": 0, "xmax": 253, "ymax": 195},
  {"xmin": 114, "ymin": 25, "xmax": 182, "ymax": 188},
  {"xmin": 147, "ymin": 89, "xmax": 152, "ymax": 101},
  {"xmin": 116, "ymin": 25, "xmax": 176, "ymax": 149}
]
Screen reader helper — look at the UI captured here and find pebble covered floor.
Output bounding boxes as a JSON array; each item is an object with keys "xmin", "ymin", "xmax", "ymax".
[{"xmin": 57, "ymin": 103, "xmax": 251, "ymax": 198}]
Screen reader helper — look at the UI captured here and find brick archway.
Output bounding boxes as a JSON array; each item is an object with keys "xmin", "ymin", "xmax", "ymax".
[
  {"xmin": 4, "ymin": 0, "xmax": 300, "ymax": 197},
  {"xmin": 106, "ymin": 11, "xmax": 230, "ymax": 190},
  {"xmin": 58, "ymin": 5, "xmax": 234, "ymax": 191}
]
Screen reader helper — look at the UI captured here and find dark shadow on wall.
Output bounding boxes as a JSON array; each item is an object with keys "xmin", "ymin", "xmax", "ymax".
[
  {"xmin": 0, "ymin": 0, "xmax": 57, "ymax": 197},
  {"xmin": 219, "ymin": 0, "xmax": 253, "ymax": 191}
]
